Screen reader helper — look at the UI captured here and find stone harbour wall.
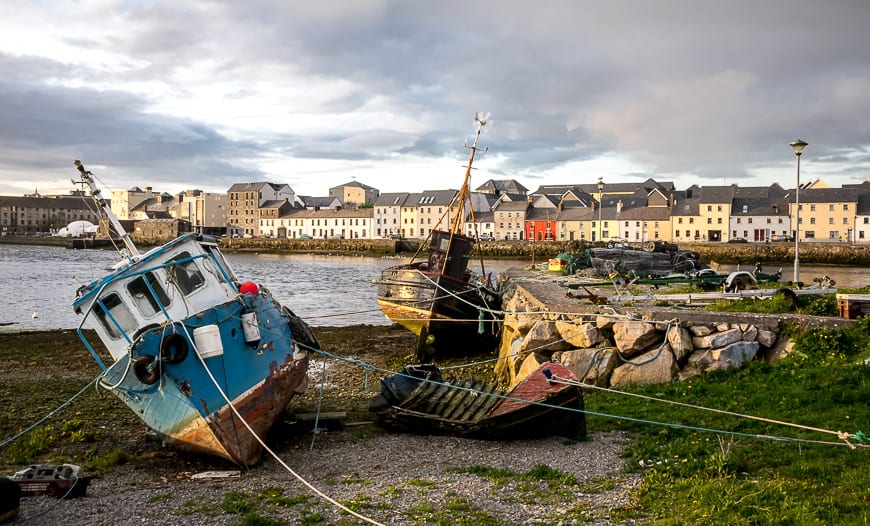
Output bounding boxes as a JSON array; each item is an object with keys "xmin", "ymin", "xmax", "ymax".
[{"xmin": 494, "ymin": 283, "xmax": 815, "ymax": 389}]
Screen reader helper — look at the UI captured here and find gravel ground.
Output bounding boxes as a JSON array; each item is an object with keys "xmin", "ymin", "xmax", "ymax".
[
  {"xmin": 12, "ymin": 431, "xmax": 640, "ymax": 525},
  {"xmin": 3, "ymin": 327, "xmax": 642, "ymax": 525}
]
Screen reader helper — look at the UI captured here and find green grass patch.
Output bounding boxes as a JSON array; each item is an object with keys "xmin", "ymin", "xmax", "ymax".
[
  {"xmin": 147, "ymin": 493, "xmax": 173, "ymax": 504},
  {"xmin": 707, "ymin": 286, "xmax": 870, "ymax": 316},
  {"xmin": 586, "ymin": 319, "xmax": 870, "ymax": 524},
  {"xmin": 403, "ymin": 495, "xmax": 510, "ymax": 526}
]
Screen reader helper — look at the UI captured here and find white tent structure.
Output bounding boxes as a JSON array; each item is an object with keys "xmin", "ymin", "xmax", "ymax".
[{"xmin": 56, "ymin": 220, "xmax": 98, "ymax": 237}]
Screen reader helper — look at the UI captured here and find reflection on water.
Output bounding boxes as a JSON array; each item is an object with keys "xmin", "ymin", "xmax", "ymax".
[{"xmin": 0, "ymin": 243, "xmax": 866, "ymax": 330}]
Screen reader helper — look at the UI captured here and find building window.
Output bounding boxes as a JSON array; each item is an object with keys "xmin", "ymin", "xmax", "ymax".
[
  {"xmin": 805, "ymin": 230, "xmax": 815, "ymax": 239},
  {"xmin": 844, "ymin": 204, "xmax": 849, "ymax": 211}
]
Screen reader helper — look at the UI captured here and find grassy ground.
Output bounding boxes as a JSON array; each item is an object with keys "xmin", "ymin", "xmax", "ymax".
[
  {"xmin": 0, "ymin": 326, "xmax": 417, "ymax": 476},
  {"xmin": 585, "ymin": 318, "xmax": 870, "ymax": 525},
  {"xmin": 2, "ymin": 322, "xmax": 868, "ymax": 524}
]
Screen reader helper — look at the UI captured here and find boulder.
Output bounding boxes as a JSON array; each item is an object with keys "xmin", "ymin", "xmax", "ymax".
[
  {"xmin": 679, "ymin": 349, "xmax": 714, "ymax": 381},
  {"xmin": 612, "ymin": 321, "xmax": 663, "ymax": 357},
  {"xmin": 692, "ymin": 328, "xmax": 742, "ymax": 349},
  {"xmin": 741, "ymin": 324, "xmax": 759, "ymax": 342},
  {"xmin": 688, "ymin": 324, "xmax": 714, "ymax": 337},
  {"xmin": 757, "ymin": 328, "xmax": 778, "ymax": 348},
  {"xmin": 596, "ymin": 315, "xmax": 615, "ymax": 330},
  {"xmin": 710, "ymin": 341, "xmax": 759, "ymax": 371},
  {"xmin": 494, "ymin": 328, "xmax": 523, "ymax": 385},
  {"xmin": 556, "ymin": 320, "xmax": 601, "ymax": 348},
  {"xmin": 560, "ymin": 347, "xmax": 618, "ymax": 387},
  {"xmin": 514, "ymin": 352, "xmax": 550, "ymax": 386},
  {"xmin": 519, "ymin": 320, "xmax": 571, "ymax": 353},
  {"xmin": 762, "ymin": 338, "xmax": 795, "ymax": 364},
  {"xmin": 716, "ymin": 322, "xmax": 731, "ymax": 332},
  {"xmin": 610, "ymin": 346, "xmax": 677, "ymax": 387},
  {"xmin": 667, "ymin": 324, "xmax": 694, "ymax": 363}
]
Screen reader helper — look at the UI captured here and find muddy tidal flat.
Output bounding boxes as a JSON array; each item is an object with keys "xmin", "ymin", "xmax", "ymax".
[{"xmin": 0, "ymin": 327, "xmax": 638, "ymax": 525}]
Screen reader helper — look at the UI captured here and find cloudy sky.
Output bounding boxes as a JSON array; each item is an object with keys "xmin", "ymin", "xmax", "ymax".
[{"xmin": 1, "ymin": 1, "xmax": 869, "ymax": 199}]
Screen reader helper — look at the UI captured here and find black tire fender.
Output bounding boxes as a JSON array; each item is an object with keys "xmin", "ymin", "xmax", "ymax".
[
  {"xmin": 160, "ymin": 332, "xmax": 189, "ymax": 364},
  {"xmin": 133, "ymin": 355, "xmax": 161, "ymax": 385}
]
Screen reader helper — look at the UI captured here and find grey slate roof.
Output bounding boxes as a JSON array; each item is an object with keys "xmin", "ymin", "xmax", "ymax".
[
  {"xmin": 475, "ymin": 179, "xmax": 529, "ymax": 194},
  {"xmin": 374, "ymin": 192, "xmax": 410, "ymax": 206}
]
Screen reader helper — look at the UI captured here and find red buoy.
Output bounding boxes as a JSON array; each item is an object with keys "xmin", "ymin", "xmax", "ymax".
[{"xmin": 239, "ymin": 281, "xmax": 259, "ymax": 295}]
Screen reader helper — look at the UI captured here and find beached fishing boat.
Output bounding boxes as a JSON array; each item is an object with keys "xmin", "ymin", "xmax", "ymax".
[
  {"xmin": 70, "ymin": 161, "xmax": 316, "ymax": 466},
  {"xmin": 374, "ymin": 114, "xmax": 503, "ymax": 361},
  {"xmin": 369, "ymin": 362, "xmax": 585, "ymax": 439}
]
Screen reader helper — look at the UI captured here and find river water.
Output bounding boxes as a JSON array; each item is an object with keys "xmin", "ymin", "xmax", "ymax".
[
  {"xmin": 1, "ymin": 244, "xmax": 867, "ymax": 331},
  {"xmin": 0, "ymin": 244, "xmax": 520, "ymax": 330}
]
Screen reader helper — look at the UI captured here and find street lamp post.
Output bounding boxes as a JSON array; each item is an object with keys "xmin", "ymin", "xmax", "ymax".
[
  {"xmin": 790, "ymin": 139, "xmax": 808, "ymax": 285},
  {"xmin": 597, "ymin": 177, "xmax": 604, "ymax": 242}
]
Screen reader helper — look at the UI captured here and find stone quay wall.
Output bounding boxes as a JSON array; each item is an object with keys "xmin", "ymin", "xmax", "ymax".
[{"xmin": 495, "ymin": 280, "xmax": 851, "ymax": 389}]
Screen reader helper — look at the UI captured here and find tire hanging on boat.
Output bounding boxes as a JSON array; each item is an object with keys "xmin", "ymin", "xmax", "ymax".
[
  {"xmin": 133, "ymin": 355, "xmax": 161, "ymax": 385},
  {"xmin": 159, "ymin": 331, "xmax": 189, "ymax": 364}
]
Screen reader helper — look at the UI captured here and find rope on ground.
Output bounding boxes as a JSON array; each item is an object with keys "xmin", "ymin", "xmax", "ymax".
[
  {"xmin": 297, "ymin": 340, "xmax": 869, "ymax": 450},
  {"xmin": 300, "ymin": 352, "xmax": 329, "ymax": 472},
  {"xmin": 0, "ymin": 375, "xmax": 100, "ymax": 450},
  {"xmin": 177, "ymin": 320, "xmax": 387, "ymax": 526},
  {"xmin": 546, "ymin": 373, "xmax": 867, "ymax": 450}
]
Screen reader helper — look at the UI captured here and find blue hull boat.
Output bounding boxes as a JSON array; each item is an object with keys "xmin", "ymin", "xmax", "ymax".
[{"xmin": 71, "ymin": 161, "xmax": 315, "ymax": 466}]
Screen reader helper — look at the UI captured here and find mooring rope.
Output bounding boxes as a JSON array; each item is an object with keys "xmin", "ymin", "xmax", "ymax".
[
  {"xmin": 292, "ymin": 339, "xmax": 868, "ymax": 450},
  {"xmin": 175, "ymin": 319, "xmax": 387, "ymax": 526},
  {"xmin": 0, "ymin": 375, "xmax": 100, "ymax": 450},
  {"xmin": 545, "ymin": 372, "xmax": 867, "ymax": 449}
]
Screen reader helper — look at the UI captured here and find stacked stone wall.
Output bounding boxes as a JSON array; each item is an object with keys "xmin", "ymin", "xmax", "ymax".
[{"xmin": 495, "ymin": 285, "xmax": 800, "ymax": 389}]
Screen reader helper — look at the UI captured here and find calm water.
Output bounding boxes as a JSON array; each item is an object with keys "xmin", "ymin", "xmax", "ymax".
[
  {"xmin": 0, "ymin": 244, "xmax": 519, "ymax": 330},
  {"xmin": 0, "ymin": 244, "xmax": 866, "ymax": 330}
]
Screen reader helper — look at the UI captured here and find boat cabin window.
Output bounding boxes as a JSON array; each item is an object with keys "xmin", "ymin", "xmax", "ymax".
[
  {"xmin": 202, "ymin": 245, "xmax": 235, "ymax": 284},
  {"xmin": 168, "ymin": 252, "xmax": 206, "ymax": 295},
  {"xmin": 127, "ymin": 272, "xmax": 171, "ymax": 317},
  {"xmin": 93, "ymin": 292, "xmax": 137, "ymax": 339}
]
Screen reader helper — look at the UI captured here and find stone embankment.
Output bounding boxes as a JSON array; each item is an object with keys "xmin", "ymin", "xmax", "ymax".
[
  {"xmin": 4, "ymin": 235, "xmax": 870, "ymax": 264},
  {"xmin": 494, "ymin": 277, "xmax": 850, "ymax": 389}
]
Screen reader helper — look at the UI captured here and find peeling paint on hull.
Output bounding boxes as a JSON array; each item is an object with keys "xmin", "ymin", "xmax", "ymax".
[{"xmin": 169, "ymin": 353, "xmax": 309, "ymax": 465}]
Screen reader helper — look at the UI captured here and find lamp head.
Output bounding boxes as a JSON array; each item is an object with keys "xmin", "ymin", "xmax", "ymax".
[{"xmin": 790, "ymin": 139, "xmax": 808, "ymax": 156}]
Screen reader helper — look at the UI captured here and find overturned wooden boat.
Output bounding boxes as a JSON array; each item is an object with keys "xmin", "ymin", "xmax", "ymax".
[
  {"xmin": 369, "ymin": 362, "xmax": 585, "ymax": 440},
  {"xmin": 71, "ymin": 161, "xmax": 316, "ymax": 466},
  {"xmin": 374, "ymin": 114, "xmax": 503, "ymax": 361}
]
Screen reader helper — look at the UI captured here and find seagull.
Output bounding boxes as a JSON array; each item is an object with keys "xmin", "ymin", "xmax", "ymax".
[{"xmin": 31, "ymin": 312, "xmax": 38, "ymax": 319}]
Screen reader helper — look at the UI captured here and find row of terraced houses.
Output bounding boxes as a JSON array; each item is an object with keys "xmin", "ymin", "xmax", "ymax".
[{"xmin": 3, "ymin": 178, "xmax": 870, "ymax": 243}]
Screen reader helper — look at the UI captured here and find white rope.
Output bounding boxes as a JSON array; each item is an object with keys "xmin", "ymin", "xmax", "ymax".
[
  {"xmin": 177, "ymin": 309, "xmax": 387, "ymax": 526},
  {"xmin": 547, "ymin": 374, "xmax": 865, "ymax": 450}
]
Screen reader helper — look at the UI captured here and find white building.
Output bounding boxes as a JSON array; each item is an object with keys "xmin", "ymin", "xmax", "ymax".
[
  {"xmin": 374, "ymin": 192, "xmax": 408, "ymax": 238},
  {"xmin": 262, "ymin": 207, "xmax": 374, "ymax": 239}
]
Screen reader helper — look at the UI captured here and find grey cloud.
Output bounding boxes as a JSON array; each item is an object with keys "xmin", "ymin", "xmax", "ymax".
[{"xmin": 3, "ymin": 0, "xmax": 870, "ymax": 195}]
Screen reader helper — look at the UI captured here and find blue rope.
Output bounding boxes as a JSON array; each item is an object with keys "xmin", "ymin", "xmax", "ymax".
[
  {"xmin": 296, "ymin": 340, "xmax": 869, "ymax": 450},
  {"xmin": 0, "ymin": 375, "xmax": 101, "ymax": 450}
]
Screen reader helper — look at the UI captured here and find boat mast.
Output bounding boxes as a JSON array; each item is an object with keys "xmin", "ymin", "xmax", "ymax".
[
  {"xmin": 73, "ymin": 160, "xmax": 141, "ymax": 258},
  {"xmin": 448, "ymin": 113, "xmax": 488, "ymax": 236}
]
